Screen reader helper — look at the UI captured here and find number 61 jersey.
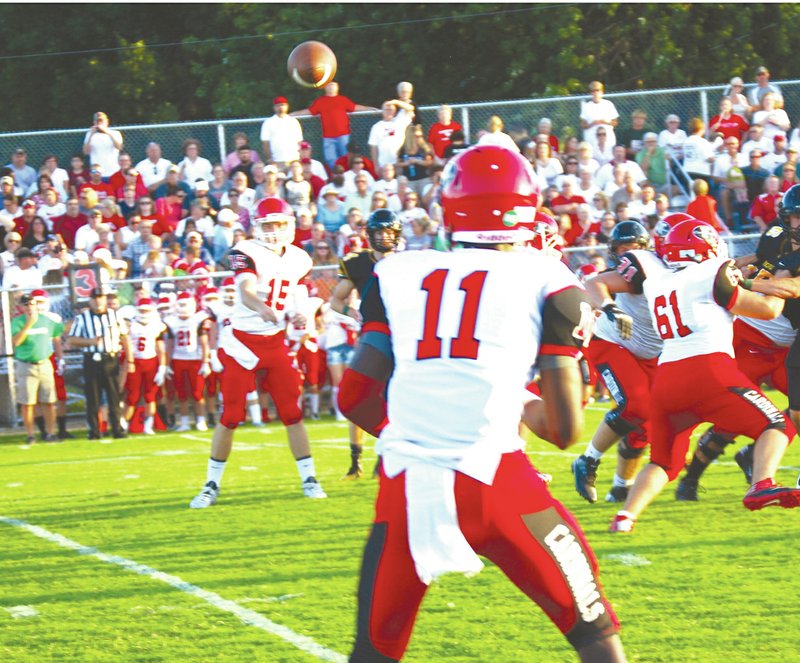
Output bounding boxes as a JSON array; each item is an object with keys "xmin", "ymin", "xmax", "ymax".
[{"xmin": 362, "ymin": 248, "xmax": 592, "ymax": 484}]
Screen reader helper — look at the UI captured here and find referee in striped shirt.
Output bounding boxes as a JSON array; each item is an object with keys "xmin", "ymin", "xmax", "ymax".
[{"xmin": 67, "ymin": 286, "xmax": 133, "ymax": 439}]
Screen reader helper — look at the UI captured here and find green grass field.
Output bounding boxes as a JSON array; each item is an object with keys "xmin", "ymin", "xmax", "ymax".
[{"xmin": 2, "ymin": 399, "xmax": 800, "ymax": 663}]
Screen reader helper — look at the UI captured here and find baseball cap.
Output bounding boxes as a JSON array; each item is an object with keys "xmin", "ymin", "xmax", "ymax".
[
  {"xmin": 22, "ymin": 199, "xmax": 36, "ymax": 208},
  {"xmin": 300, "ymin": 141, "xmax": 311, "ymax": 149},
  {"xmin": 729, "ymin": 76, "xmax": 744, "ymax": 86},
  {"xmin": 756, "ymin": 66, "xmax": 769, "ymax": 75},
  {"xmin": 31, "ymin": 289, "xmax": 48, "ymax": 301},
  {"xmin": 666, "ymin": 114, "xmax": 680, "ymax": 123},
  {"xmin": 320, "ymin": 185, "xmax": 339, "ymax": 198},
  {"xmin": 774, "ymin": 134, "xmax": 787, "ymax": 142},
  {"xmin": 273, "ymin": 96, "xmax": 288, "ymax": 105},
  {"xmin": 1, "ymin": 175, "xmax": 13, "ymax": 185},
  {"xmin": 194, "ymin": 179, "xmax": 209, "ymax": 192},
  {"xmin": 185, "ymin": 230, "xmax": 203, "ymax": 242},
  {"xmin": 137, "ymin": 297, "xmax": 155, "ymax": 309},
  {"xmin": 168, "ymin": 165, "xmax": 180, "ymax": 173},
  {"xmin": 92, "ymin": 247, "xmax": 113, "ymax": 263},
  {"xmin": 643, "ymin": 132, "xmax": 658, "ymax": 141},
  {"xmin": 263, "ymin": 164, "xmax": 278, "ymax": 174}
]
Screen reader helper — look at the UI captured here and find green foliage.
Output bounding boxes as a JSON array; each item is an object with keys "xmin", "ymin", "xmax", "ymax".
[{"xmin": 0, "ymin": 4, "xmax": 798, "ymax": 130}]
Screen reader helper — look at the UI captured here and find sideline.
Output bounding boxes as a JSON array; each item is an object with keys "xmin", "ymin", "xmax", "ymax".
[{"xmin": 0, "ymin": 516, "xmax": 347, "ymax": 663}]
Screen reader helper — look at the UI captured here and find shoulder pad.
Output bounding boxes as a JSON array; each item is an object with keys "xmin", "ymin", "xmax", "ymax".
[{"xmin": 766, "ymin": 225, "xmax": 784, "ymax": 238}]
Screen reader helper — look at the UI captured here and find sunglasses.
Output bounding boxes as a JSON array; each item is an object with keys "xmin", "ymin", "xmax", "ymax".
[
  {"xmin": 316, "ymin": 245, "xmax": 329, "ymax": 250},
  {"xmin": 567, "ymin": 161, "xmax": 578, "ymax": 165}
]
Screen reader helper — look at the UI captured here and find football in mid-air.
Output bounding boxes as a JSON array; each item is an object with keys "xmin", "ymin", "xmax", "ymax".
[{"xmin": 287, "ymin": 41, "xmax": 337, "ymax": 89}]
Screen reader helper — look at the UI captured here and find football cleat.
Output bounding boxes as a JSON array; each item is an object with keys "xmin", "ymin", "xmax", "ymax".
[
  {"xmin": 343, "ymin": 462, "xmax": 364, "ymax": 480},
  {"xmin": 142, "ymin": 425, "xmax": 155, "ymax": 436},
  {"xmin": 571, "ymin": 455, "xmax": 600, "ymax": 503},
  {"xmin": 675, "ymin": 476, "xmax": 702, "ymax": 501},
  {"xmin": 605, "ymin": 485, "xmax": 629, "ymax": 503},
  {"xmin": 189, "ymin": 481, "xmax": 220, "ymax": 509},
  {"xmin": 609, "ymin": 512, "xmax": 636, "ymax": 533},
  {"xmin": 302, "ymin": 476, "xmax": 328, "ymax": 499},
  {"xmin": 743, "ymin": 479, "xmax": 800, "ymax": 511},
  {"xmin": 175, "ymin": 423, "xmax": 192, "ymax": 433},
  {"xmin": 734, "ymin": 444, "xmax": 754, "ymax": 484},
  {"xmin": 195, "ymin": 419, "xmax": 208, "ymax": 432}
]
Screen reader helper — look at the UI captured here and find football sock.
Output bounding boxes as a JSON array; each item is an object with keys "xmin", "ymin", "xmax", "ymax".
[
  {"xmin": 296, "ymin": 456, "xmax": 316, "ymax": 482},
  {"xmin": 350, "ymin": 443, "xmax": 362, "ymax": 462},
  {"xmin": 196, "ymin": 416, "xmax": 205, "ymax": 426},
  {"xmin": 261, "ymin": 407, "xmax": 270, "ymax": 423},
  {"xmin": 207, "ymin": 457, "xmax": 227, "ymax": 487},
  {"xmin": 144, "ymin": 416, "xmax": 154, "ymax": 431},
  {"xmin": 612, "ymin": 473, "xmax": 633, "ymax": 488},
  {"xmin": 332, "ymin": 387, "xmax": 341, "ymax": 416},
  {"xmin": 181, "ymin": 415, "xmax": 190, "ymax": 427},
  {"xmin": 308, "ymin": 393, "xmax": 319, "ymax": 416},
  {"xmin": 35, "ymin": 415, "xmax": 46, "ymax": 437},
  {"xmin": 584, "ymin": 442, "xmax": 604, "ymax": 461},
  {"xmin": 684, "ymin": 454, "xmax": 710, "ymax": 482},
  {"xmin": 248, "ymin": 403, "xmax": 262, "ymax": 425}
]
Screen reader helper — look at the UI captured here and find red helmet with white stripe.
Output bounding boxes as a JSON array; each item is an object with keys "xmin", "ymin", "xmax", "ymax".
[
  {"xmin": 441, "ymin": 145, "xmax": 540, "ymax": 245},
  {"xmin": 175, "ymin": 291, "xmax": 196, "ymax": 317},
  {"xmin": 662, "ymin": 219, "xmax": 722, "ymax": 267},
  {"xmin": 252, "ymin": 197, "xmax": 295, "ymax": 250},
  {"xmin": 653, "ymin": 212, "xmax": 694, "ymax": 257},
  {"xmin": 202, "ymin": 287, "xmax": 219, "ymax": 307},
  {"xmin": 221, "ymin": 277, "xmax": 237, "ymax": 305},
  {"xmin": 525, "ymin": 211, "xmax": 563, "ymax": 256}
]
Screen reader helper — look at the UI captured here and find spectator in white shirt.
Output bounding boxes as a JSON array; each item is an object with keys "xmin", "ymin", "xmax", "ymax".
[
  {"xmin": 657, "ymin": 114, "xmax": 688, "ymax": 162},
  {"xmin": 2, "ymin": 247, "xmax": 42, "ymax": 290},
  {"xmin": 343, "ymin": 157, "xmax": 376, "ymax": 193},
  {"xmin": 576, "ymin": 142, "xmax": 601, "ymax": 178},
  {"xmin": 682, "ymin": 118, "xmax": 715, "ymax": 181},
  {"xmin": 260, "ymin": 96, "xmax": 304, "ymax": 168},
  {"xmin": 175, "ymin": 200, "xmax": 215, "ymax": 240},
  {"xmin": 762, "ymin": 134, "xmax": 790, "ymax": 173},
  {"xmin": 36, "ymin": 189, "xmax": 66, "ymax": 230},
  {"xmin": 476, "ymin": 115, "xmax": 520, "ymax": 152},
  {"xmin": 219, "ymin": 171, "xmax": 256, "ymax": 211},
  {"xmin": 580, "ymin": 81, "xmax": 619, "ymax": 149},
  {"xmin": 0, "ymin": 231, "xmax": 21, "ymax": 277},
  {"xmin": 594, "ymin": 145, "xmax": 647, "ymax": 190},
  {"xmin": 751, "ymin": 92, "xmax": 791, "ymax": 143},
  {"xmin": 136, "ymin": 142, "xmax": 174, "ymax": 192},
  {"xmin": 740, "ymin": 124, "xmax": 772, "ymax": 161},
  {"xmin": 627, "ymin": 183, "xmax": 657, "ymax": 222},
  {"xmin": 532, "ymin": 141, "xmax": 563, "ymax": 186},
  {"xmin": 368, "ymin": 100, "xmax": 414, "ymax": 168},
  {"xmin": 372, "ymin": 164, "xmax": 400, "ymax": 197},
  {"xmin": 74, "ymin": 210, "xmax": 104, "ymax": 253},
  {"xmin": 177, "ymin": 139, "xmax": 213, "ymax": 185},
  {"xmin": 41, "ymin": 154, "xmax": 70, "ymax": 202},
  {"xmin": 82, "ymin": 111, "xmax": 123, "ymax": 175}
]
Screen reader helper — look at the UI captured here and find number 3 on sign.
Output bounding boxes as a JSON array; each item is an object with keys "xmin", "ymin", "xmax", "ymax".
[{"xmin": 417, "ymin": 269, "xmax": 488, "ymax": 360}]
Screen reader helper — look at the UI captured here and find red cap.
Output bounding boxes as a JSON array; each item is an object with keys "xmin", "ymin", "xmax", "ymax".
[
  {"xmin": 31, "ymin": 289, "xmax": 47, "ymax": 300},
  {"xmin": 189, "ymin": 261, "xmax": 208, "ymax": 274},
  {"xmin": 774, "ymin": 133, "xmax": 787, "ymax": 142},
  {"xmin": 137, "ymin": 297, "xmax": 154, "ymax": 308},
  {"xmin": 273, "ymin": 96, "xmax": 288, "ymax": 105},
  {"xmin": 171, "ymin": 258, "xmax": 189, "ymax": 271},
  {"xmin": 203, "ymin": 287, "xmax": 219, "ymax": 295},
  {"xmin": 300, "ymin": 141, "xmax": 311, "ymax": 149},
  {"xmin": 177, "ymin": 292, "xmax": 193, "ymax": 301},
  {"xmin": 222, "ymin": 277, "xmax": 235, "ymax": 288}
]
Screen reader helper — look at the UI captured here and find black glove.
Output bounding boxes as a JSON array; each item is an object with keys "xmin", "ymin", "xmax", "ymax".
[{"xmin": 602, "ymin": 302, "xmax": 633, "ymax": 341}]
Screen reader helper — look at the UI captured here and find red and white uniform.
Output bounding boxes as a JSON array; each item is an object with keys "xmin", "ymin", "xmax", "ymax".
[
  {"xmin": 642, "ymin": 257, "xmax": 793, "ymax": 479},
  {"xmin": 125, "ymin": 316, "xmax": 167, "ymax": 405},
  {"xmin": 165, "ymin": 311, "xmax": 210, "ymax": 402},
  {"xmin": 286, "ymin": 296, "xmax": 324, "ymax": 386},
  {"xmin": 218, "ymin": 240, "xmax": 312, "ymax": 428},
  {"xmin": 354, "ymin": 248, "xmax": 617, "ymax": 659},
  {"xmin": 205, "ymin": 300, "xmax": 234, "ymax": 396}
]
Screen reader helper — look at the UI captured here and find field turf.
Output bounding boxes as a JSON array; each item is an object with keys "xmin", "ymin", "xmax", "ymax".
[{"xmin": 2, "ymin": 398, "xmax": 800, "ymax": 662}]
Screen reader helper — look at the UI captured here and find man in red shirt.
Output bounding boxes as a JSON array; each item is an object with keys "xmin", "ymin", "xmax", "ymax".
[
  {"xmin": 750, "ymin": 175, "xmax": 782, "ymax": 230},
  {"xmin": 78, "ymin": 164, "xmax": 114, "ymax": 202},
  {"xmin": 427, "ymin": 104, "xmax": 463, "ymax": 160},
  {"xmin": 51, "ymin": 197, "xmax": 88, "ymax": 249},
  {"xmin": 291, "ymin": 81, "xmax": 378, "ymax": 168},
  {"xmin": 108, "ymin": 152, "xmax": 148, "ymax": 198},
  {"xmin": 549, "ymin": 180, "xmax": 586, "ymax": 245},
  {"xmin": 708, "ymin": 98, "xmax": 749, "ymax": 143}
]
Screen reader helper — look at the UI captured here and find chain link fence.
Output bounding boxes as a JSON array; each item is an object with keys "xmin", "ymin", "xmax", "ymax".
[{"xmin": 3, "ymin": 80, "xmax": 800, "ymax": 174}]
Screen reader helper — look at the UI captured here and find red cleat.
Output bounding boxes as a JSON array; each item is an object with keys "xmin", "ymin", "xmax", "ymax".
[{"xmin": 743, "ymin": 479, "xmax": 800, "ymax": 511}]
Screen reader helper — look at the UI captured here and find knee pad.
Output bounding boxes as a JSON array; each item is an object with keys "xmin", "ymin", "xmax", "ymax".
[
  {"xmin": 618, "ymin": 436, "xmax": 646, "ymax": 459},
  {"xmin": 604, "ymin": 408, "xmax": 637, "ymax": 437}
]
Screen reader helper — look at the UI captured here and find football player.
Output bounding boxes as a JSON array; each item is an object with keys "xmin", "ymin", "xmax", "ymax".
[
  {"xmin": 329, "ymin": 208, "xmax": 401, "ymax": 478},
  {"xmin": 676, "ymin": 185, "xmax": 800, "ymax": 497},
  {"xmin": 190, "ymin": 197, "xmax": 327, "ymax": 508},
  {"xmin": 338, "ymin": 146, "xmax": 625, "ymax": 662},
  {"xmin": 573, "ymin": 220, "xmax": 661, "ymax": 504},
  {"xmin": 286, "ymin": 287, "xmax": 325, "ymax": 421},
  {"xmin": 609, "ymin": 220, "xmax": 800, "ymax": 533},
  {"xmin": 164, "ymin": 292, "xmax": 212, "ymax": 432},
  {"xmin": 123, "ymin": 297, "xmax": 168, "ymax": 435},
  {"xmin": 200, "ymin": 287, "xmax": 222, "ymax": 426}
]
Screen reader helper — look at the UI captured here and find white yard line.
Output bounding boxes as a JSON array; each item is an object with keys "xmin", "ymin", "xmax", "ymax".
[{"xmin": 0, "ymin": 516, "xmax": 346, "ymax": 663}]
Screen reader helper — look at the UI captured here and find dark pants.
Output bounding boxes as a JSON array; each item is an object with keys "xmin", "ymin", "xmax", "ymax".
[{"xmin": 83, "ymin": 354, "xmax": 123, "ymax": 437}]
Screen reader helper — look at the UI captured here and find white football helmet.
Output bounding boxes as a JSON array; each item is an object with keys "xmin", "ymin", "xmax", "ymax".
[{"xmin": 252, "ymin": 197, "xmax": 295, "ymax": 251}]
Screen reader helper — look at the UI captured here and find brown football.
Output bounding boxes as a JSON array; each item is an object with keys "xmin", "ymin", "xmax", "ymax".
[{"xmin": 287, "ymin": 41, "xmax": 337, "ymax": 89}]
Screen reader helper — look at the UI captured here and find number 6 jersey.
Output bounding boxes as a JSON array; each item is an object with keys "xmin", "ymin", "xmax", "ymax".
[{"xmin": 361, "ymin": 248, "xmax": 591, "ymax": 484}]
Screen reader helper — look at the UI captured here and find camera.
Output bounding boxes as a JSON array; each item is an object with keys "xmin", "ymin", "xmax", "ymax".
[{"xmin": 19, "ymin": 294, "xmax": 33, "ymax": 305}]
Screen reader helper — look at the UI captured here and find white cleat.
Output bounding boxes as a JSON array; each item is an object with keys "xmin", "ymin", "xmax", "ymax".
[
  {"xmin": 143, "ymin": 426, "xmax": 155, "ymax": 435},
  {"xmin": 195, "ymin": 419, "xmax": 208, "ymax": 432},
  {"xmin": 189, "ymin": 481, "xmax": 220, "ymax": 509},
  {"xmin": 302, "ymin": 477, "xmax": 327, "ymax": 499},
  {"xmin": 175, "ymin": 423, "xmax": 192, "ymax": 432}
]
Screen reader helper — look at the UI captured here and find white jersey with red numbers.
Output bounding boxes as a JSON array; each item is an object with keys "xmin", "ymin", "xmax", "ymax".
[
  {"xmin": 164, "ymin": 311, "xmax": 210, "ymax": 361},
  {"xmin": 323, "ymin": 307, "xmax": 361, "ymax": 347},
  {"xmin": 128, "ymin": 316, "xmax": 168, "ymax": 360},
  {"xmin": 366, "ymin": 248, "xmax": 592, "ymax": 485},
  {"xmin": 642, "ymin": 256, "xmax": 740, "ymax": 365},
  {"xmin": 738, "ymin": 313, "xmax": 796, "ymax": 348},
  {"xmin": 225, "ymin": 239, "xmax": 312, "ymax": 336}
]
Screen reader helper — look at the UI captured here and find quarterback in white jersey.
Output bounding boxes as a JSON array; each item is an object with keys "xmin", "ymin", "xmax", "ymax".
[
  {"xmin": 189, "ymin": 197, "xmax": 326, "ymax": 509},
  {"xmin": 609, "ymin": 219, "xmax": 800, "ymax": 534},
  {"xmin": 338, "ymin": 146, "xmax": 625, "ymax": 663},
  {"xmin": 123, "ymin": 297, "xmax": 167, "ymax": 435}
]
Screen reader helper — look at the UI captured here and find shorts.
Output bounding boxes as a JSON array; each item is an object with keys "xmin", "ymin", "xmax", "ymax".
[
  {"xmin": 219, "ymin": 330, "xmax": 303, "ymax": 428},
  {"xmin": 172, "ymin": 359, "xmax": 204, "ymax": 402},
  {"xmin": 125, "ymin": 357, "xmax": 160, "ymax": 405},
  {"xmin": 350, "ymin": 451, "xmax": 620, "ymax": 660},
  {"xmin": 326, "ymin": 343, "xmax": 355, "ymax": 366},
  {"xmin": 16, "ymin": 359, "xmax": 56, "ymax": 405}
]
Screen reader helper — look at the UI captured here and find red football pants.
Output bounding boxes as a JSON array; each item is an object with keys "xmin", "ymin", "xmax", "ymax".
[
  {"xmin": 219, "ymin": 330, "xmax": 303, "ymax": 428},
  {"xmin": 350, "ymin": 451, "xmax": 620, "ymax": 661},
  {"xmin": 124, "ymin": 357, "xmax": 159, "ymax": 405},
  {"xmin": 172, "ymin": 359, "xmax": 204, "ymax": 402},
  {"xmin": 650, "ymin": 353, "xmax": 794, "ymax": 481},
  {"xmin": 733, "ymin": 319, "xmax": 788, "ymax": 395}
]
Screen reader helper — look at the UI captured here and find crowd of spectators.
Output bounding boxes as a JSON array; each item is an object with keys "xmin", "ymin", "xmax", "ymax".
[{"xmin": 0, "ymin": 67, "xmax": 796, "ymax": 298}]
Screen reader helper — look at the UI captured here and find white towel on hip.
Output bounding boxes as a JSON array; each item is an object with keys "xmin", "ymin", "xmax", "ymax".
[
  {"xmin": 219, "ymin": 325, "xmax": 260, "ymax": 370},
  {"xmin": 405, "ymin": 463, "xmax": 484, "ymax": 585}
]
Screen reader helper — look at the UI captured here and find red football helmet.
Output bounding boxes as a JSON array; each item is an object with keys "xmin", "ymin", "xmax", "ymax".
[
  {"xmin": 653, "ymin": 212, "xmax": 694, "ymax": 257},
  {"xmin": 253, "ymin": 197, "xmax": 295, "ymax": 250},
  {"xmin": 576, "ymin": 263, "xmax": 600, "ymax": 283},
  {"xmin": 441, "ymin": 145, "xmax": 540, "ymax": 244},
  {"xmin": 175, "ymin": 291, "xmax": 196, "ymax": 317},
  {"xmin": 662, "ymin": 219, "xmax": 722, "ymax": 267},
  {"xmin": 525, "ymin": 211, "xmax": 563, "ymax": 255}
]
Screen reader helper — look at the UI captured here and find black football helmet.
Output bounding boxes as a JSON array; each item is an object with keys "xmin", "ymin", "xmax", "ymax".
[
  {"xmin": 778, "ymin": 184, "xmax": 800, "ymax": 242},
  {"xmin": 366, "ymin": 209, "xmax": 402, "ymax": 253},
  {"xmin": 608, "ymin": 220, "xmax": 650, "ymax": 264}
]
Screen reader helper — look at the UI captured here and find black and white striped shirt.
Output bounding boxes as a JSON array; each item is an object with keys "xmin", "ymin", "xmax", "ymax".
[{"xmin": 69, "ymin": 308, "xmax": 128, "ymax": 354}]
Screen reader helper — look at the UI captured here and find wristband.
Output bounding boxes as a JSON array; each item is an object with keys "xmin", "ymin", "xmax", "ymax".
[{"xmin": 740, "ymin": 279, "xmax": 753, "ymax": 291}]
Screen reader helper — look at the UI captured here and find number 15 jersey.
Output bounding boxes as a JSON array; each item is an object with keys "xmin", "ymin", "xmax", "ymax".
[{"xmin": 362, "ymin": 248, "xmax": 591, "ymax": 484}]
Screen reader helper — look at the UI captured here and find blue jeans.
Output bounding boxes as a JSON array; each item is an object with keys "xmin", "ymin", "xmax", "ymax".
[{"xmin": 323, "ymin": 135, "xmax": 350, "ymax": 167}]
